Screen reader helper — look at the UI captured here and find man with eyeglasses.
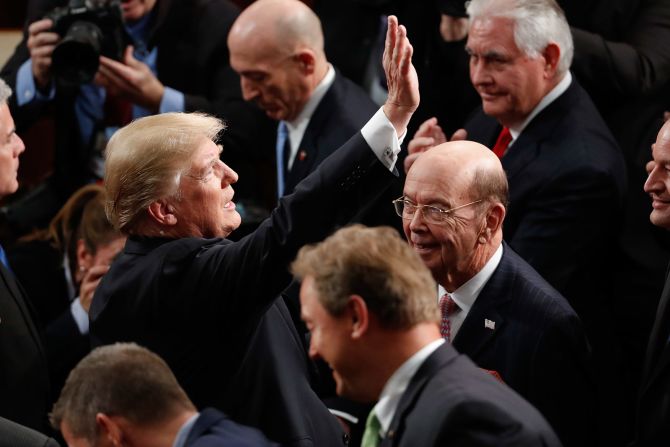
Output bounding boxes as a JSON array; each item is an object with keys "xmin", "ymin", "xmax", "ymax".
[{"xmin": 399, "ymin": 140, "xmax": 596, "ymax": 447}]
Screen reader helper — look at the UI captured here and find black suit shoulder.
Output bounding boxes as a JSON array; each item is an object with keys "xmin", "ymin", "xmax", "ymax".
[{"xmin": 386, "ymin": 344, "xmax": 561, "ymax": 447}]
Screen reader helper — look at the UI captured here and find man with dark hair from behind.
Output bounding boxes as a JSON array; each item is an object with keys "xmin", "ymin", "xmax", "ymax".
[
  {"xmin": 50, "ymin": 343, "xmax": 278, "ymax": 447},
  {"xmin": 291, "ymin": 224, "xmax": 561, "ymax": 446}
]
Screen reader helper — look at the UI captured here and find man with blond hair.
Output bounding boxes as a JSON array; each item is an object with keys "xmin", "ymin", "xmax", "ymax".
[
  {"xmin": 90, "ymin": 16, "xmax": 418, "ymax": 447},
  {"xmin": 292, "ymin": 224, "xmax": 561, "ymax": 446}
]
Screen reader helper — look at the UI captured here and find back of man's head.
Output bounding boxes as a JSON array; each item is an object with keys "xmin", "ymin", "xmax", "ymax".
[
  {"xmin": 467, "ymin": 0, "xmax": 573, "ymax": 75},
  {"xmin": 50, "ymin": 343, "xmax": 195, "ymax": 443},
  {"xmin": 291, "ymin": 225, "xmax": 440, "ymax": 329}
]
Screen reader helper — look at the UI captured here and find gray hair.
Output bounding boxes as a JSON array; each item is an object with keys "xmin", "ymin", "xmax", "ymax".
[
  {"xmin": 0, "ymin": 78, "xmax": 12, "ymax": 105},
  {"xmin": 466, "ymin": 0, "xmax": 573, "ymax": 75},
  {"xmin": 50, "ymin": 343, "xmax": 195, "ymax": 443},
  {"xmin": 104, "ymin": 112, "xmax": 225, "ymax": 234}
]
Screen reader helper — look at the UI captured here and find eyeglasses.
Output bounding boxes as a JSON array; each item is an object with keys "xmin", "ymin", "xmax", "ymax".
[{"xmin": 392, "ymin": 196, "xmax": 483, "ymax": 224}]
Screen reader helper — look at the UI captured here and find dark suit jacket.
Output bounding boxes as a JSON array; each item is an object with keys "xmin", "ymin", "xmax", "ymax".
[
  {"xmin": 1, "ymin": 0, "xmax": 275, "ymax": 217},
  {"xmin": 0, "ymin": 262, "xmax": 50, "ymax": 433},
  {"xmin": 381, "ymin": 343, "xmax": 562, "ymax": 447},
  {"xmin": 7, "ymin": 239, "xmax": 89, "ymax": 400},
  {"xmin": 452, "ymin": 244, "xmax": 595, "ymax": 447},
  {"xmin": 633, "ymin": 267, "xmax": 670, "ymax": 446},
  {"xmin": 185, "ymin": 408, "xmax": 279, "ymax": 447},
  {"xmin": 0, "ymin": 417, "xmax": 59, "ymax": 447},
  {"xmin": 465, "ymin": 79, "xmax": 626, "ymax": 335},
  {"xmin": 284, "ymin": 72, "xmax": 376, "ymax": 195},
  {"xmin": 90, "ymin": 132, "xmax": 396, "ymax": 447}
]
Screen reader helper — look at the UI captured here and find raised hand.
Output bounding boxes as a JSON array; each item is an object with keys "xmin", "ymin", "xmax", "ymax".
[
  {"xmin": 27, "ymin": 18, "xmax": 59, "ymax": 90},
  {"xmin": 96, "ymin": 46, "xmax": 165, "ymax": 112},
  {"xmin": 382, "ymin": 15, "xmax": 419, "ymax": 137}
]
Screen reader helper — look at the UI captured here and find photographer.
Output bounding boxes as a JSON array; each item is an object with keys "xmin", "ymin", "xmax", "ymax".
[{"xmin": 1, "ymin": 0, "xmax": 274, "ymax": 233}]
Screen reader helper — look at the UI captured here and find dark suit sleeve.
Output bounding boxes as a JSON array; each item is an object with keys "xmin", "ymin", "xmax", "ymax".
[
  {"xmin": 0, "ymin": 416, "xmax": 60, "ymax": 447},
  {"xmin": 507, "ymin": 163, "xmax": 618, "ymax": 292},
  {"xmin": 435, "ymin": 400, "xmax": 556, "ymax": 447},
  {"xmin": 571, "ymin": 0, "xmax": 670, "ymax": 96},
  {"xmin": 527, "ymin": 316, "xmax": 596, "ymax": 447}
]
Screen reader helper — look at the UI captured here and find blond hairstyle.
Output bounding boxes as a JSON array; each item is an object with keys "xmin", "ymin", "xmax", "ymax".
[
  {"xmin": 104, "ymin": 113, "xmax": 225, "ymax": 234},
  {"xmin": 50, "ymin": 343, "xmax": 195, "ymax": 442},
  {"xmin": 291, "ymin": 225, "xmax": 439, "ymax": 329}
]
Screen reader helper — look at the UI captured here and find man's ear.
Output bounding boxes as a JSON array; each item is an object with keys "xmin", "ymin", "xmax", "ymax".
[
  {"xmin": 542, "ymin": 42, "xmax": 561, "ymax": 78},
  {"xmin": 294, "ymin": 49, "xmax": 316, "ymax": 74},
  {"xmin": 347, "ymin": 295, "xmax": 370, "ymax": 339},
  {"xmin": 76, "ymin": 239, "xmax": 93, "ymax": 272},
  {"xmin": 147, "ymin": 200, "xmax": 178, "ymax": 226},
  {"xmin": 480, "ymin": 203, "xmax": 506, "ymax": 243},
  {"xmin": 95, "ymin": 413, "xmax": 123, "ymax": 446}
]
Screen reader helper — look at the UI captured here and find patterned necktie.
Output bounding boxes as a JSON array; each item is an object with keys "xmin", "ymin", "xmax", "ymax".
[
  {"xmin": 361, "ymin": 409, "xmax": 382, "ymax": 447},
  {"xmin": 492, "ymin": 127, "xmax": 512, "ymax": 159},
  {"xmin": 439, "ymin": 293, "xmax": 459, "ymax": 341},
  {"xmin": 276, "ymin": 121, "xmax": 289, "ymax": 198}
]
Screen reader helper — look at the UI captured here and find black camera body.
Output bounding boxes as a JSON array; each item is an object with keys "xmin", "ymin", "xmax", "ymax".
[{"xmin": 46, "ymin": 0, "xmax": 131, "ymax": 85}]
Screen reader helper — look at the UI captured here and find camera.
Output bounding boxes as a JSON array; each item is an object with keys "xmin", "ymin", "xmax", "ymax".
[{"xmin": 46, "ymin": 0, "xmax": 131, "ymax": 85}]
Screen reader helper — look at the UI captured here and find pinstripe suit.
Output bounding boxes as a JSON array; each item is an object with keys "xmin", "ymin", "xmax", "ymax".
[{"xmin": 452, "ymin": 243, "xmax": 596, "ymax": 447}]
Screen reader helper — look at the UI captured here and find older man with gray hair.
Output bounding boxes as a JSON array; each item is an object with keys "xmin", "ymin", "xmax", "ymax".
[{"xmin": 0, "ymin": 78, "xmax": 51, "ymax": 435}]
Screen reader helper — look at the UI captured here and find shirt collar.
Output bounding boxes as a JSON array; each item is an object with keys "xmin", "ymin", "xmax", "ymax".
[
  {"xmin": 439, "ymin": 243, "xmax": 503, "ymax": 312},
  {"xmin": 509, "ymin": 71, "xmax": 572, "ymax": 141},
  {"xmin": 374, "ymin": 338, "xmax": 445, "ymax": 435},
  {"xmin": 286, "ymin": 64, "xmax": 335, "ymax": 130},
  {"xmin": 171, "ymin": 413, "xmax": 200, "ymax": 447}
]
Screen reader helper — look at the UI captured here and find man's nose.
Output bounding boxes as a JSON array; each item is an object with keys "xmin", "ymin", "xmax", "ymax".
[
  {"xmin": 240, "ymin": 78, "xmax": 259, "ymax": 102},
  {"xmin": 221, "ymin": 162, "xmax": 238, "ymax": 186}
]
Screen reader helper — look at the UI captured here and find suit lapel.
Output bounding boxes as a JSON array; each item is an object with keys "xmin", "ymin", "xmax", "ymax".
[
  {"xmin": 452, "ymin": 246, "xmax": 513, "ymax": 359},
  {"xmin": 285, "ymin": 77, "xmax": 340, "ymax": 193},
  {"xmin": 184, "ymin": 408, "xmax": 226, "ymax": 445},
  {"xmin": 382, "ymin": 344, "xmax": 459, "ymax": 446},
  {"xmin": 502, "ymin": 80, "xmax": 578, "ymax": 181}
]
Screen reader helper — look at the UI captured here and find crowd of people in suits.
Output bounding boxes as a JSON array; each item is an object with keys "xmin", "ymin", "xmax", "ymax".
[{"xmin": 0, "ymin": 0, "xmax": 669, "ymax": 446}]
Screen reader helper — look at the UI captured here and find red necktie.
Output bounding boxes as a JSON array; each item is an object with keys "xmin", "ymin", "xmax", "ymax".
[
  {"xmin": 439, "ymin": 293, "xmax": 459, "ymax": 341},
  {"xmin": 492, "ymin": 127, "xmax": 512, "ymax": 159}
]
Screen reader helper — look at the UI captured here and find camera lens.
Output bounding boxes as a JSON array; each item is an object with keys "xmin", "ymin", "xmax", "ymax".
[{"xmin": 52, "ymin": 21, "xmax": 103, "ymax": 85}]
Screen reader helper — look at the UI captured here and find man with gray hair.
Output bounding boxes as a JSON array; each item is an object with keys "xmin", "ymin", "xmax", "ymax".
[
  {"xmin": 0, "ymin": 78, "xmax": 51, "ymax": 433},
  {"xmin": 408, "ymin": 1, "xmax": 626, "ymax": 436},
  {"xmin": 50, "ymin": 343, "xmax": 278, "ymax": 447},
  {"xmin": 292, "ymin": 225, "xmax": 562, "ymax": 446}
]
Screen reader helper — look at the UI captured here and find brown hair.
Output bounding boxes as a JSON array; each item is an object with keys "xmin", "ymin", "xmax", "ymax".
[
  {"xmin": 50, "ymin": 343, "xmax": 195, "ymax": 442},
  {"xmin": 291, "ymin": 225, "xmax": 439, "ymax": 329}
]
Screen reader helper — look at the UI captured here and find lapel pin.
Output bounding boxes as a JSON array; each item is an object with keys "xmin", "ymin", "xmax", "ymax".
[
  {"xmin": 298, "ymin": 150, "xmax": 307, "ymax": 161},
  {"xmin": 484, "ymin": 319, "xmax": 495, "ymax": 330}
]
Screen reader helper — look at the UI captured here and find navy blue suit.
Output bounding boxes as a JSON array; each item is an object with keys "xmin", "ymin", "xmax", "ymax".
[
  {"xmin": 381, "ymin": 343, "xmax": 561, "ymax": 447},
  {"xmin": 452, "ymin": 244, "xmax": 596, "ymax": 447},
  {"xmin": 90, "ymin": 132, "xmax": 396, "ymax": 446},
  {"xmin": 185, "ymin": 409, "xmax": 278, "ymax": 447}
]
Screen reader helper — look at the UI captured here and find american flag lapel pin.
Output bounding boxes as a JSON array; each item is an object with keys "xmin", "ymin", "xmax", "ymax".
[
  {"xmin": 484, "ymin": 318, "xmax": 495, "ymax": 330},
  {"xmin": 298, "ymin": 150, "xmax": 307, "ymax": 161}
]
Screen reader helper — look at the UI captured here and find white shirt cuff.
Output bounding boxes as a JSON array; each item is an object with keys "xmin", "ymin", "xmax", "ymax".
[
  {"xmin": 70, "ymin": 298, "xmax": 89, "ymax": 335},
  {"xmin": 361, "ymin": 107, "xmax": 404, "ymax": 171}
]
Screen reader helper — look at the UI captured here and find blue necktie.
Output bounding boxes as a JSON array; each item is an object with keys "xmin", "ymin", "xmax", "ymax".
[
  {"xmin": 276, "ymin": 121, "xmax": 289, "ymax": 198},
  {"xmin": 0, "ymin": 244, "xmax": 12, "ymax": 272}
]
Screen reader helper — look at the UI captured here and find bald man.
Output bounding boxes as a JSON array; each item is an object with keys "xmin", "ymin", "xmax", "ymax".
[
  {"xmin": 228, "ymin": 0, "xmax": 379, "ymax": 199},
  {"xmin": 635, "ymin": 120, "xmax": 670, "ymax": 445},
  {"xmin": 398, "ymin": 142, "xmax": 597, "ymax": 447}
]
